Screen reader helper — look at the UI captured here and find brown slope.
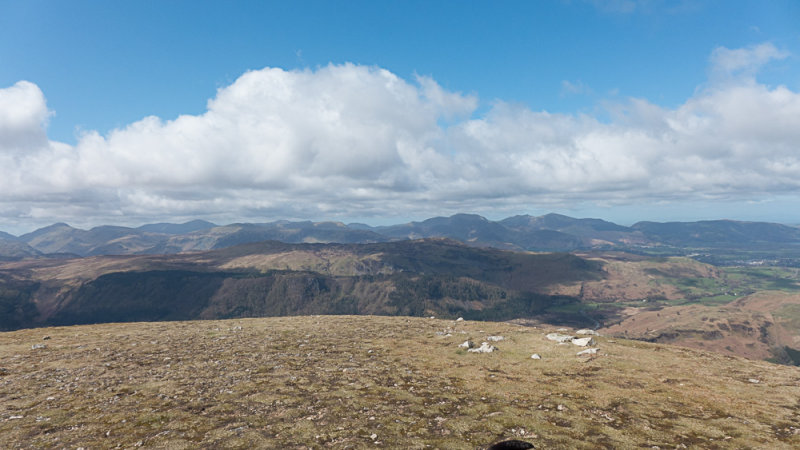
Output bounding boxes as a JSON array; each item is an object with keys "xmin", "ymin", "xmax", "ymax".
[{"xmin": 600, "ymin": 291, "xmax": 800, "ymax": 362}]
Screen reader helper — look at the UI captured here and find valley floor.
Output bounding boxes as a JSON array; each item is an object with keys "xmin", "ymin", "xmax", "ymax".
[{"xmin": 1, "ymin": 316, "xmax": 800, "ymax": 448}]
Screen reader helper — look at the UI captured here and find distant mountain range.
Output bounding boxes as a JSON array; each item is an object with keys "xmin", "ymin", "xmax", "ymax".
[{"xmin": 2, "ymin": 213, "xmax": 800, "ymax": 261}]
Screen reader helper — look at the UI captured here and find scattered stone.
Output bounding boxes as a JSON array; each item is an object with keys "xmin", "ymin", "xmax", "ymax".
[
  {"xmin": 370, "ymin": 433, "xmax": 378, "ymax": 440},
  {"xmin": 545, "ymin": 333, "xmax": 574, "ymax": 343},
  {"xmin": 577, "ymin": 348, "xmax": 599, "ymax": 356},
  {"xmin": 748, "ymin": 378, "xmax": 760, "ymax": 384},
  {"xmin": 557, "ymin": 404, "xmax": 566, "ymax": 411},
  {"xmin": 468, "ymin": 342, "xmax": 498, "ymax": 353},
  {"xmin": 575, "ymin": 329, "xmax": 599, "ymax": 336},
  {"xmin": 531, "ymin": 354, "xmax": 541, "ymax": 360},
  {"xmin": 42, "ymin": 335, "xmax": 51, "ymax": 340},
  {"xmin": 456, "ymin": 317, "xmax": 464, "ymax": 322},
  {"xmin": 0, "ymin": 368, "xmax": 8, "ymax": 376},
  {"xmin": 487, "ymin": 335, "xmax": 504, "ymax": 342},
  {"xmin": 459, "ymin": 340, "xmax": 475, "ymax": 349},
  {"xmin": 31, "ymin": 344, "xmax": 47, "ymax": 350},
  {"xmin": 8, "ymin": 415, "xmax": 23, "ymax": 420},
  {"xmin": 557, "ymin": 328, "xmax": 570, "ymax": 332},
  {"xmin": 571, "ymin": 337, "xmax": 595, "ymax": 347}
]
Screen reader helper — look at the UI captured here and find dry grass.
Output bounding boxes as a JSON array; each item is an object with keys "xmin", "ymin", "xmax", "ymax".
[{"xmin": 2, "ymin": 316, "xmax": 800, "ymax": 449}]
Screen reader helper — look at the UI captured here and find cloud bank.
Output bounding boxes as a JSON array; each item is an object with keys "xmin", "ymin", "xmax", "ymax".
[{"xmin": 1, "ymin": 44, "xmax": 798, "ymax": 230}]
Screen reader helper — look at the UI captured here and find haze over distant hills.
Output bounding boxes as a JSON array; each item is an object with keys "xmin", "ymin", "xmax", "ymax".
[{"xmin": 3, "ymin": 213, "xmax": 800, "ymax": 266}]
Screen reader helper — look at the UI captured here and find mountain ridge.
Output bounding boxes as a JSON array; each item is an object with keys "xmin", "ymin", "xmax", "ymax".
[{"xmin": 6, "ymin": 213, "xmax": 800, "ymax": 261}]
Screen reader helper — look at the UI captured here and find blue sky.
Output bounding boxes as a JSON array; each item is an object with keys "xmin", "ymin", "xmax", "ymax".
[{"xmin": 0, "ymin": 0, "xmax": 799, "ymax": 233}]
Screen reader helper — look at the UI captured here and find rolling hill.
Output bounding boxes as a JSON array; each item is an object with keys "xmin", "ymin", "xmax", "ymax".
[
  {"xmin": 0, "ymin": 239, "xmax": 603, "ymax": 332},
  {"xmin": 3, "ymin": 236, "xmax": 800, "ymax": 366}
]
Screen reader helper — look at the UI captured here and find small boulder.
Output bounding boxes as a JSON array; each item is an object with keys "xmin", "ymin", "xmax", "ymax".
[
  {"xmin": 456, "ymin": 317, "xmax": 464, "ymax": 322},
  {"xmin": 531, "ymin": 354, "xmax": 541, "ymax": 360},
  {"xmin": 487, "ymin": 335, "xmax": 504, "ymax": 342},
  {"xmin": 571, "ymin": 337, "xmax": 595, "ymax": 347},
  {"xmin": 468, "ymin": 342, "xmax": 498, "ymax": 353},
  {"xmin": 576, "ymin": 348, "xmax": 599, "ymax": 356},
  {"xmin": 545, "ymin": 333, "xmax": 574, "ymax": 343},
  {"xmin": 458, "ymin": 340, "xmax": 475, "ymax": 349},
  {"xmin": 31, "ymin": 344, "xmax": 47, "ymax": 350}
]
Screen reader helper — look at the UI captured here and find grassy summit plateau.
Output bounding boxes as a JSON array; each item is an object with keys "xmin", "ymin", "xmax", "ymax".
[{"xmin": 2, "ymin": 316, "xmax": 799, "ymax": 449}]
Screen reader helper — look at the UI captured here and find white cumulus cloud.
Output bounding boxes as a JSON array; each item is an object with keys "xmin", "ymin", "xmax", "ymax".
[
  {"xmin": 0, "ymin": 44, "xmax": 798, "ymax": 232},
  {"xmin": 709, "ymin": 42, "xmax": 789, "ymax": 80},
  {"xmin": 0, "ymin": 81, "xmax": 52, "ymax": 155}
]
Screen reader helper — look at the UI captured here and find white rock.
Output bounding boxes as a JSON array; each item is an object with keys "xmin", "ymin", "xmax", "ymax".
[
  {"xmin": 576, "ymin": 329, "xmax": 599, "ymax": 336},
  {"xmin": 748, "ymin": 378, "xmax": 760, "ymax": 384},
  {"xmin": 577, "ymin": 348, "xmax": 599, "ymax": 356},
  {"xmin": 370, "ymin": 433, "xmax": 378, "ymax": 440},
  {"xmin": 571, "ymin": 337, "xmax": 595, "ymax": 347},
  {"xmin": 456, "ymin": 317, "xmax": 464, "ymax": 322},
  {"xmin": 531, "ymin": 354, "xmax": 541, "ymax": 360},
  {"xmin": 545, "ymin": 333, "xmax": 574, "ymax": 343},
  {"xmin": 467, "ymin": 342, "xmax": 498, "ymax": 353},
  {"xmin": 557, "ymin": 328, "xmax": 570, "ymax": 332},
  {"xmin": 486, "ymin": 335, "xmax": 504, "ymax": 342},
  {"xmin": 458, "ymin": 340, "xmax": 475, "ymax": 349},
  {"xmin": 31, "ymin": 344, "xmax": 47, "ymax": 350}
]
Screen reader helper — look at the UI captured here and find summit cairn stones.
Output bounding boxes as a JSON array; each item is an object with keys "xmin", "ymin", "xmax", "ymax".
[
  {"xmin": 468, "ymin": 342, "xmax": 498, "ymax": 353},
  {"xmin": 571, "ymin": 337, "xmax": 595, "ymax": 347},
  {"xmin": 577, "ymin": 348, "xmax": 599, "ymax": 356},
  {"xmin": 546, "ymin": 333, "xmax": 574, "ymax": 343},
  {"xmin": 576, "ymin": 329, "xmax": 599, "ymax": 336}
]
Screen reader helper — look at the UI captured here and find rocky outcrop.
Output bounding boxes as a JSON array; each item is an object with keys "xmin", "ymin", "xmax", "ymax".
[
  {"xmin": 458, "ymin": 340, "xmax": 475, "ymax": 349},
  {"xmin": 571, "ymin": 337, "xmax": 595, "ymax": 347},
  {"xmin": 468, "ymin": 342, "xmax": 498, "ymax": 353},
  {"xmin": 545, "ymin": 333, "xmax": 574, "ymax": 343}
]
